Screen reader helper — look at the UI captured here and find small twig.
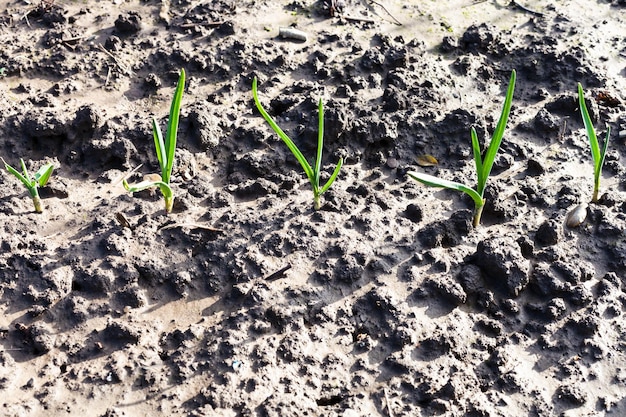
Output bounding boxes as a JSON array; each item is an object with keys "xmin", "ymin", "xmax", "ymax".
[
  {"xmin": 160, "ymin": 223, "xmax": 224, "ymax": 233},
  {"xmin": 368, "ymin": 0, "xmax": 402, "ymax": 25},
  {"xmin": 343, "ymin": 15, "xmax": 377, "ymax": 24},
  {"xmin": 558, "ymin": 118, "xmax": 568, "ymax": 142},
  {"xmin": 264, "ymin": 264, "xmax": 292, "ymax": 281},
  {"xmin": 97, "ymin": 43, "xmax": 119, "ymax": 63},
  {"xmin": 97, "ymin": 44, "xmax": 131, "ymax": 74},
  {"xmin": 384, "ymin": 388, "xmax": 394, "ymax": 417},
  {"xmin": 62, "ymin": 35, "xmax": 85, "ymax": 43},
  {"xmin": 61, "ymin": 35, "xmax": 85, "ymax": 50},
  {"xmin": 511, "ymin": 0, "xmax": 544, "ymax": 16},
  {"xmin": 114, "ymin": 163, "xmax": 144, "ymax": 186},
  {"xmin": 104, "ymin": 66, "xmax": 111, "ymax": 86},
  {"xmin": 242, "ymin": 265, "xmax": 292, "ymax": 299},
  {"xmin": 179, "ymin": 21, "xmax": 224, "ymax": 29},
  {"xmin": 20, "ymin": 0, "xmax": 56, "ymax": 27}
]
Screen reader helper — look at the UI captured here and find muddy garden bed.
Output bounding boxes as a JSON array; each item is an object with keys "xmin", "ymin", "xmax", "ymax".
[{"xmin": 1, "ymin": 0, "xmax": 626, "ymax": 416}]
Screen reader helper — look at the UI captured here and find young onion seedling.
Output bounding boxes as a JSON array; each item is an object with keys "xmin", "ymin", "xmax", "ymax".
[
  {"xmin": 252, "ymin": 77, "xmax": 343, "ymax": 210},
  {"xmin": 408, "ymin": 70, "xmax": 516, "ymax": 227},
  {"xmin": 577, "ymin": 83, "xmax": 610, "ymax": 203},
  {"xmin": 123, "ymin": 69, "xmax": 185, "ymax": 213},
  {"xmin": 2, "ymin": 158, "xmax": 55, "ymax": 213}
]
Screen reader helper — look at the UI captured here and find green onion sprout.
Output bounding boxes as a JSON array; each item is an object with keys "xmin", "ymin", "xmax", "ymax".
[
  {"xmin": 252, "ymin": 77, "xmax": 343, "ymax": 210},
  {"xmin": 2, "ymin": 158, "xmax": 55, "ymax": 213},
  {"xmin": 408, "ymin": 70, "xmax": 516, "ymax": 227},
  {"xmin": 577, "ymin": 82, "xmax": 610, "ymax": 203},
  {"xmin": 123, "ymin": 68, "xmax": 185, "ymax": 213}
]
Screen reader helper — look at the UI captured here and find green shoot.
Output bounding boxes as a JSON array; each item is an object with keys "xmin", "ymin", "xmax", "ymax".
[
  {"xmin": 252, "ymin": 77, "xmax": 343, "ymax": 210},
  {"xmin": 2, "ymin": 158, "xmax": 55, "ymax": 213},
  {"xmin": 577, "ymin": 83, "xmax": 610, "ymax": 203},
  {"xmin": 408, "ymin": 70, "xmax": 516, "ymax": 227},
  {"xmin": 123, "ymin": 68, "xmax": 185, "ymax": 213}
]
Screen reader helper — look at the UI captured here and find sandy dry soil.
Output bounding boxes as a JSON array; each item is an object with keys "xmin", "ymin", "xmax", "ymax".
[{"xmin": 1, "ymin": 0, "xmax": 626, "ymax": 416}]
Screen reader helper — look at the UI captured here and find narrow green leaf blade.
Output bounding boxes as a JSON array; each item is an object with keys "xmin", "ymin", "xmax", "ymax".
[
  {"xmin": 599, "ymin": 125, "xmax": 610, "ymax": 169},
  {"xmin": 164, "ymin": 68, "xmax": 185, "ymax": 183},
  {"xmin": 20, "ymin": 159, "xmax": 33, "ymax": 185},
  {"xmin": 34, "ymin": 163, "xmax": 54, "ymax": 186},
  {"xmin": 578, "ymin": 83, "xmax": 600, "ymax": 166},
  {"xmin": 408, "ymin": 171, "xmax": 484, "ymax": 207},
  {"xmin": 315, "ymin": 98, "xmax": 324, "ymax": 190},
  {"xmin": 319, "ymin": 157, "xmax": 343, "ymax": 195},
  {"xmin": 471, "ymin": 127, "xmax": 483, "ymax": 187},
  {"xmin": 153, "ymin": 117, "xmax": 167, "ymax": 175},
  {"xmin": 479, "ymin": 69, "xmax": 516, "ymax": 193},
  {"xmin": 158, "ymin": 183, "xmax": 173, "ymax": 200},
  {"xmin": 3, "ymin": 159, "xmax": 32, "ymax": 188},
  {"xmin": 252, "ymin": 77, "xmax": 314, "ymax": 181}
]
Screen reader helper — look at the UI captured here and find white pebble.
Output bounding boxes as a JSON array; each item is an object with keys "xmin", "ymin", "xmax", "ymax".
[{"xmin": 279, "ymin": 27, "xmax": 307, "ymax": 42}]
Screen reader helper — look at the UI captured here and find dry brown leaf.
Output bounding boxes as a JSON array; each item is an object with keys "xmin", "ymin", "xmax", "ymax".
[{"xmin": 416, "ymin": 154, "xmax": 438, "ymax": 167}]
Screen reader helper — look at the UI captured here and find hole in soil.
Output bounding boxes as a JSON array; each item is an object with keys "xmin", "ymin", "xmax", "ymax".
[{"xmin": 316, "ymin": 395, "xmax": 344, "ymax": 406}]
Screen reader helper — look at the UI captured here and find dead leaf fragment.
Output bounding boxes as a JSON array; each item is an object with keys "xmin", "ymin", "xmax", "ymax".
[
  {"xmin": 416, "ymin": 155, "xmax": 438, "ymax": 167},
  {"xmin": 143, "ymin": 173, "xmax": 162, "ymax": 183},
  {"xmin": 115, "ymin": 212, "xmax": 132, "ymax": 229},
  {"xmin": 596, "ymin": 91, "xmax": 621, "ymax": 107}
]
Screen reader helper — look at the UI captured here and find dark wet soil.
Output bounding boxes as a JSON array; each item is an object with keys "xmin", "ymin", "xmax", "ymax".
[{"xmin": 1, "ymin": 0, "xmax": 626, "ymax": 416}]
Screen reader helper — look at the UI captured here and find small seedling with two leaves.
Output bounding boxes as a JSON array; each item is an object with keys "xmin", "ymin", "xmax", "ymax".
[
  {"xmin": 252, "ymin": 77, "xmax": 343, "ymax": 210},
  {"xmin": 578, "ymin": 83, "xmax": 610, "ymax": 203},
  {"xmin": 2, "ymin": 158, "xmax": 55, "ymax": 213},
  {"xmin": 123, "ymin": 69, "xmax": 185, "ymax": 213},
  {"xmin": 408, "ymin": 70, "xmax": 516, "ymax": 227}
]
